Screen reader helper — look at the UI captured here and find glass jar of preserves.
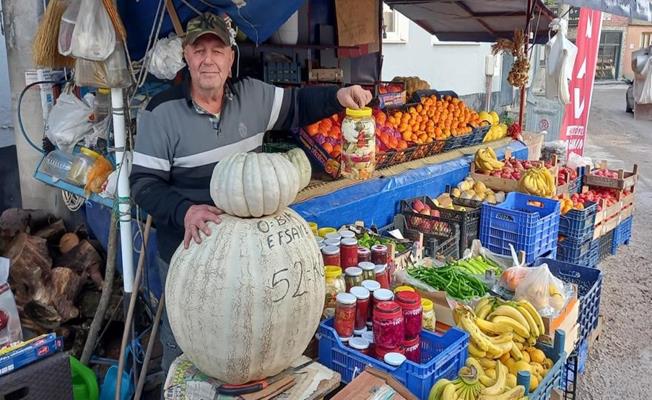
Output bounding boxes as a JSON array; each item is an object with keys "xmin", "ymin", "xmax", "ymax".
[
  {"xmin": 374, "ymin": 344, "xmax": 402, "ymax": 361},
  {"xmin": 421, "ymin": 298, "xmax": 436, "ymax": 331},
  {"xmin": 393, "ymin": 285, "xmax": 415, "ymax": 294},
  {"xmin": 395, "ymin": 291, "xmax": 422, "ymax": 340},
  {"xmin": 339, "ymin": 230, "xmax": 356, "ymax": 239},
  {"xmin": 375, "ymin": 264, "xmax": 390, "ymax": 289},
  {"xmin": 334, "ymin": 293, "xmax": 356, "ymax": 339},
  {"xmin": 357, "ymin": 247, "xmax": 371, "ymax": 263},
  {"xmin": 344, "ymin": 267, "xmax": 363, "ymax": 291},
  {"xmin": 341, "ymin": 238, "xmax": 359, "ymax": 268},
  {"xmin": 341, "ymin": 107, "xmax": 376, "ymax": 180},
  {"xmin": 318, "ymin": 227, "xmax": 337, "ymax": 237},
  {"xmin": 321, "ymin": 245, "xmax": 340, "ymax": 267},
  {"xmin": 362, "ymin": 280, "xmax": 381, "ymax": 327},
  {"xmin": 402, "ymin": 337, "xmax": 420, "ymax": 363},
  {"xmin": 359, "ymin": 262, "xmax": 376, "ymax": 281},
  {"xmin": 323, "ymin": 266, "xmax": 346, "ymax": 318},
  {"xmin": 325, "ymin": 232, "xmax": 342, "ymax": 242},
  {"xmin": 373, "ymin": 301, "xmax": 404, "ymax": 350},
  {"xmin": 350, "ymin": 286, "xmax": 370, "ymax": 333},
  {"xmin": 324, "ymin": 238, "xmax": 341, "ymax": 247},
  {"xmin": 371, "ymin": 244, "xmax": 389, "ymax": 265}
]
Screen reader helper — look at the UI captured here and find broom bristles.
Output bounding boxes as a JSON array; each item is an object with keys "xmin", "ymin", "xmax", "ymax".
[
  {"xmin": 101, "ymin": 0, "xmax": 127, "ymax": 41},
  {"xmin": 32, "ymin": 0, "xmax": 75, "ymax": 69}
]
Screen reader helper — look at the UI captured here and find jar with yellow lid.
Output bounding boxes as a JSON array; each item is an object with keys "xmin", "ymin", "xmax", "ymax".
[
  {"xmin": 421, "ymin": 298, "xmax": 436, "ymax": 331},
  {"xmin": 324, "ymin": 266, "xmax": 346, "ymax": 318},
  {"xmin": 393, "ymin": 285, "xmax": 416, "ymax": 294},
  {"xmin": 341, "ymin": 107, "xmax": 376, "ymax": 180}
]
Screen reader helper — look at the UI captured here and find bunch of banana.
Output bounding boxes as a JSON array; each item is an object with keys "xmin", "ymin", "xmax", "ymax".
[
  {"xmin": 428, "ymin": 365, "xmax": 483, "ymax": 400},
  {"xmin": 483, "ymin": 124, "xmax": 508, "ymax": 143},
  {"xmin": 429, "ymin": 358, "xmax": 528, "ymax": 400},
  {"xmin": 474, "ymin": 147, "xmax": 504, "ymax": 173},
  {"xmin": 474, "ymin": 298, "xmax": 545, "ymax": 347},
  {"xmin": 518, "ymin": 167, "xmax": 555, "ymax": 198}
]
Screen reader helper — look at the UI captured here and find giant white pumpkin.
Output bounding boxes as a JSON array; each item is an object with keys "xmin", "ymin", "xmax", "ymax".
[
  {"xmin": 210, "ymin": 152, "xmax": 300, "ymax": 218},
  {"xmin": 284, "ymin": 148, "xmax": 312, "ymax": 190},
  {"xmin": 165, "ymin": 208, "xmax": 325, "ymax": 384}
]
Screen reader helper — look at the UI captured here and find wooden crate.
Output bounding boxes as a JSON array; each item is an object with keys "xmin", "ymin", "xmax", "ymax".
[
  {"xmin": 592, "ymin": 188, "xmax": 635, "ymax": 239},
  {"xmin": 584, "ymin": 161, "xmax": 638, "ymax": 190},
  {"xmin": 470, "ymin": 149, "xmax": 558, "ymax": 194}
]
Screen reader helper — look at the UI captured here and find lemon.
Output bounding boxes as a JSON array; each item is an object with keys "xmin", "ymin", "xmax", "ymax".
[
  {"xmin": 530, "ymin": 375, "xmax": 539, "ymax": 391},
  {"xmin": 506, "ymin": 373, "xmax": 517, "ymax": 388},
  {"xmin": 530, "ymin": 349, "xmax": 546, "ymax": 364}
]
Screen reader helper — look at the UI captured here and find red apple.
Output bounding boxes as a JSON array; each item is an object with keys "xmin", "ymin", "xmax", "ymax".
[
  {"xmin": 413, "ymin": 199, "xmax": 426, "ymax": 212},
  {"xmin": 512, "ymin": 171, "xmax": 522, "ymax": 180}
]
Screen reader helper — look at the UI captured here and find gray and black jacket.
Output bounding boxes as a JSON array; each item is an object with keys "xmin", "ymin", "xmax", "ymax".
[{"xmin": 130, "ymin": 76, "xmax": 343, "ymax": 262}]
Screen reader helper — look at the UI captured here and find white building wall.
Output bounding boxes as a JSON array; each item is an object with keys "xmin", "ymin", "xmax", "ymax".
[{"xmin": 381, "ymin": 18, "xmax": 502, "ymax": 97}]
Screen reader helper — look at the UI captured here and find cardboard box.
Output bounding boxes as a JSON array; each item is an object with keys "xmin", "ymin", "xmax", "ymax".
[
  {"xmin": 541, "ymin": 285, "xmax": 579, "ymax": 338},
  {"xmin": 331, "ymin": 368, "xmax": 417, "ymax": 400},
  {"xmin": 0, "ymin": 333, "xmax": 63, "ymax": 376}
]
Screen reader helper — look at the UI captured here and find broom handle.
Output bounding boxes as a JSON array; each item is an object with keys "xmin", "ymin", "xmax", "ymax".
[
  {"xmin": 115, "ymin": 215, "xmax": 152, "ymax": 400},
  {"xmin": 134, "ymin": 292, "xmax": 165, "ymax": 400},
  {"xmin": 165, "ymin": 0, "xmax": 184, "ymax": 36}
]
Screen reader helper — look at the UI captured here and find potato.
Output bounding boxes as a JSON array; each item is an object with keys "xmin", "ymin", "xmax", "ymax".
[
  {"xmin": 452, "ymin": 188, "xmax": 462, "ymax": 198},
  {"xmin": 473, "ymin": 181, "xmax": 487, "ymax": 194}
]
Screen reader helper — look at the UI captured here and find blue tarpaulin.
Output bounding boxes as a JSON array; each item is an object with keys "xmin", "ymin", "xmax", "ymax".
[
  {"xmin": 118, "ymin": 0, "xmax": 305, "ymax": 59},
  {"xmin": 291, "ymin": 142, "xmax": 528, "ymax": 228}
]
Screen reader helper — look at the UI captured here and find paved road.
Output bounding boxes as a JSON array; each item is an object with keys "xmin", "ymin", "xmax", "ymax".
[{"xmin": 578, "ymin": 85, "xmax": 652, "ymax": 399}]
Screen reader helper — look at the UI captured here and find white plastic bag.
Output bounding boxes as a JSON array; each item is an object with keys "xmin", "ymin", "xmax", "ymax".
[
  {"xmin": 70, "ymin": 0, "xmax": 116, "ymax": 61},
  {"xmin": 46, "ymin": 91, "xmax": 94, "ymax": 153},
  {"xmin": 148, "ymin": 36, "xmax": 186, "ymax": 80},
  {"xmin": 75, "ymin": 41, "xmax": 132, "ymax": 88},
  {"xmin": 545, "ymin": 20, "xmax": 577, "ymax": 105},
  {"xmin": 0, "ymin": 257, "xmax": 22, "ymax": 347},
  {"xmin": 566, "ymin": 152, "xmax": 592, "ymax": 170},
  {"xmin": 58, "ymin": 0, "xmax": 81, "ymax": 56},
  {"xmin": 514, "ymin": 263, "xmax": 567, "ymax": 317}
]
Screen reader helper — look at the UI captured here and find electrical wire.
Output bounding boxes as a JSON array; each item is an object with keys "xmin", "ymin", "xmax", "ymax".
[{"xmin": 17, "ymin": 79, "xmax": 66, "ymax": 153}]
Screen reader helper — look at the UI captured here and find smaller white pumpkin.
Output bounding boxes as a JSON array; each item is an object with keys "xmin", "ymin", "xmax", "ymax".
[
  {"xmin": 284, "ymin": 148, "xmax": 312, "ymax": 190},
  {"xmin": 210, "ymin": 152, "xmax": 300, "ymax": 218}
]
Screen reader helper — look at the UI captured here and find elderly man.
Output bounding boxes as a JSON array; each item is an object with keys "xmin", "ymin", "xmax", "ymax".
[{"xmin": 130, "ymin": 12, "xmax": 372, "ymax": 371}]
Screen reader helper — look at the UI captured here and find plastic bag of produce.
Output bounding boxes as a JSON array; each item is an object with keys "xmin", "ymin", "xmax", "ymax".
[
  {"xmin": 148, "ymin": 36, "xmax": 186, "ymax": 80},
  {"xmin": 463, "ymin": 239, "xmax": 520, "ymax": 270},
  {"xmin": 514, "ymin": 263, "xmax": 566, "ymax": 316},
  {"xmin": 0, "ymin": 257, "xmax": 23, "ymax": 347},
  {"xmin": 70, "ymin": 0, "xmax": 115, "ymax": 61},
  {"xmin": 46, "ymin": 91, "xmax": 94, "ymax": 153},
  {"xmin": 74, "ymin": 41, "xmax": 132, "ymax": 88}
]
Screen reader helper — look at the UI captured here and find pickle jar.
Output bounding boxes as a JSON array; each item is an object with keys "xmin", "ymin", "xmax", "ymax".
[
  {"xmin": 323, "ymin": 266, "xmax": 346, "ymax": 318},
  {"xmin": 421, "ymin": 298, "xmax": 436, "ymax": 331},
  {"xmin": 341, "ymin": 107, "xmax": 376, "ymax": 180},
  {"xmin": 359, "ymin": 261, "xmax": 376, "ymax": 281},
  {"xmin": 344, "ymin": 267, "xmax": 364, "ymax": 291}
]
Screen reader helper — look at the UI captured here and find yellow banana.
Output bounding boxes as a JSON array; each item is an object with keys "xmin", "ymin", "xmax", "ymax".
[
  {"xmin": 481, "ymin": 361, "xmax": 507, "ymax": 396},
  {"xmin": 489, "ymin": 306, "xmax": 531, "ymax": 331},
  {"xmin": 516, "ymin": 305, "xmax": 540, "ymax": 339},
  {"xmin": 512, "ymin": 333, "xmax": 526, "ymax": 344},
  {"xmin": 479, "ymin": 374, "xmax": 496, "ymax": 387},
  {"xmin": 469, "ymin": 342, "xmax": 487, "ymax": 358},
  {"xmin": 475, "ymin": 297, "xmax": 493, "ymax": 314},
  {"xmin": 441, "ymin": 382, "xmax": 457, "ymax": 400},
  {"xmin": 477, "ymin": 303, "xmax": 494, "ymax": 320},
  {"xmin": 488, "ymin": 332, "xmax": 515, "ymax": 345},
  {"xmin": 466, "ymin": 357, "xmax": 486, "ymax": 376},
  {"xmin": 510, "ymin": 342, "xmax": 524, "ymax": 361},
  {"xmin": 479, "ymin": 358, "xmax": 497, "ymax": 369},
  {"xmin": 486, "ymin": 147, "xmax": 497, "ymax": 159},
  {"xmin": 518, "ymin": 300, "xmax": 545, "ymax": 335},
  {"xmin": 487, "ymin": 341, "xmax": 513, "ymax": 359},
  {"xmin": 429, "ymin": 379, "xmax": 452, "ymax": 400},
  {"xmin": 479, "ymin": 385, "xmax": 525, "ymax": 400},
  {"xmin": 476, "ymin": 318, "xmax": 514, "ymax": 336},
  {"xmin": 460, "ymin": 314, "xmax": 491, "ymax": 352},
  {"xmin": 491, "ymin": 316, "xmax": 530, "ymax": 338}
]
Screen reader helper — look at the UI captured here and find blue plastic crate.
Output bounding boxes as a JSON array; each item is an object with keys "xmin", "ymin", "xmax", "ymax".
[
  {"xmin": 468, "ymin": 125, "xmax": 491, "ymax": 146},
  {"xmin": 558, "ymin": 201, "xmax": 597, "ymax": 242},
  {"xmin": 557, "ymin": 236, "xmax": 599, "ymax": 268},
  {"xmin": 317, "ymin": 318, "xmax": 469, "ymax": 400},
  {"xmin": 479, "ymin": 192, "xmax": 560, "ymax": 264},
  {"xmin": 534, "ymin": 258, "xmax": 603, "ymax": 343},
  {"xmin": 598, "ymin": 230, "xmax": 614, "ymax": 262},
  {"xmin": 518, "ymin": 330, "xmax": 566, "ymax": 400},
  {"xmin": 611, "ymin": 216, "xmax": 633, "ymax": 254},
  {"xmin": 561, "ymin": 338, "xmax": 589, "ymax": 399}
]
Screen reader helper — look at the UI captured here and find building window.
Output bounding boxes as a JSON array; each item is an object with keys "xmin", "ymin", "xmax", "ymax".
[
  {"xmin": 382, "ymin": 3, "xmax": 409, "ymax": 43},
  {"xmin": 642, "ymin": 32, "xmax": 652, "ymax": 48}
]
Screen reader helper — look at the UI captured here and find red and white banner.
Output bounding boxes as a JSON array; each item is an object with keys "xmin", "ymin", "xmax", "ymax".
[{"xmin": 559, "ymin": 8, "xmax": 602, "ymax": 157}]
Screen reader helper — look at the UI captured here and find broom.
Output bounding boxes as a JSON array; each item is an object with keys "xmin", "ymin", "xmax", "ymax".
[
  {"xmin": 32, "ymin": 0, "xmax": 75, "ymax": 68},
  {"xmin": 101, "ymin": 0, "xmax": 127, "ymax": 41}
]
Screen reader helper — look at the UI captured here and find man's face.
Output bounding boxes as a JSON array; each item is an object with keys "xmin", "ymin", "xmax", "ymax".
[{"xmin": 184, "ymin": 35, "xmax": 234, "ymax": 92}]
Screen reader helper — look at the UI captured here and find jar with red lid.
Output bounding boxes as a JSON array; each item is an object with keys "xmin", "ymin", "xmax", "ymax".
[
  {"xmin": 372, "ymin": 301, "xmax": 404, "ymax": 349},
  {"xmin": 357, "ymin": 247, "xmax": 371, "ymax": 263},
  {"xmin": 362, "ymin": 280, "xmax": 381, "ymax": 327},
  {"xmin": 334, "ymin": 293, "xmax": 356, "ymax": 339},
  {"xmin": 358, "ymin": 261, "xmax": 376, "ymax": 281},
  {"xmin": 350, "ymin": 286, "xmax": 370, "ymax": 333},
  {"xmin": 344, "ymin": 267, "xmax": 363, "ymax": 291},
  {"xmin": 402, "ymin": 336, "xmax": 421, "ymax": 363},
  {"xmin": 375, "ymin": 264, "xmax": 390, "ymax": 289},
  {"xmin": 374, "ymin": 344, "xmax": 403, "ymax": 361},
  {"xmin": 322, "ymin": 245, "xmax": 340, "ymax": 267},
  {"xmin": 371, "ymin": 244, "xmax": 389, "ymax": 265},
  {"xmin": 341, "ymin": 238, "xmax": 359, "ymax": 268},
  {"xmin": 395, "ymin": 291, "xmax": 422, "ymax": 339}
]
